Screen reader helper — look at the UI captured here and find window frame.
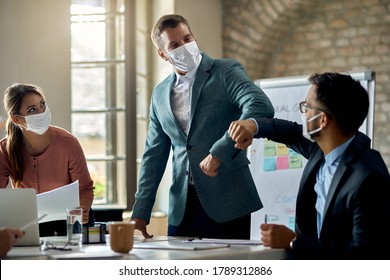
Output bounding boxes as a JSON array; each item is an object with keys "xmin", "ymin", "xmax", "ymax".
[{"xmin": 70, "ymin": 0, "xmax": 137, "ymax": 210}]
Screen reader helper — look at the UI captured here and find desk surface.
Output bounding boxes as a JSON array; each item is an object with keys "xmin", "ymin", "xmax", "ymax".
[{"xmin": 4, "ymin": 236, "xmax": 287, "ymax": 260}]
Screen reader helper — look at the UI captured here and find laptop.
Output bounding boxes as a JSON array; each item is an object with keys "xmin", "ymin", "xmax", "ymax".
[{"xmin": 0, "ymin": 188, "xmax": 41, "ymax": 246}]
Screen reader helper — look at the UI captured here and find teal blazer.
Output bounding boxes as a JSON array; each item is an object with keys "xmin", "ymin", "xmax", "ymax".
[{"xmin": 132, "ymin": 53, "xmax": 275, "ymax": 226}]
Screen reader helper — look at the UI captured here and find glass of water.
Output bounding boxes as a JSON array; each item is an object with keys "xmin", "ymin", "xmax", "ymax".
[{"xmin": 66, "ymin": 207, "xmax": 83, "ymax": 247}]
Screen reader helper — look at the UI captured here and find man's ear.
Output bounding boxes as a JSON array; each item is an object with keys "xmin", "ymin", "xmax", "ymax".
[
  {"xmin": 157, "ymin": 49, "xmax": 168, "ymax": 61},
  {"xmin": 320, "ymin": 113, "xmax": 329, "ymax": 128}
]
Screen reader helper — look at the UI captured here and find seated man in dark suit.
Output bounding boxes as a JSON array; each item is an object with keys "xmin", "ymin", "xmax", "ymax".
[{"xmin": 229, "ymin": 72, "xmax": 390, "ymax": 259}]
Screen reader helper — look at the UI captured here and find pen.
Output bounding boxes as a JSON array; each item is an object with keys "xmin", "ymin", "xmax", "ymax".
[
  {"xmin": 20, "ymin": 213, "xmax": 48, "ymax": 231},
  {"xmin": 264, "ymin": 214, "xmax": 268, "ymax": 224}
]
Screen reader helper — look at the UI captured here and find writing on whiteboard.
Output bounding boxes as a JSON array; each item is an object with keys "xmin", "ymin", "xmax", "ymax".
[{"xmin": 273, "ymin": 103, "xmax": 300, "ymax": 114}]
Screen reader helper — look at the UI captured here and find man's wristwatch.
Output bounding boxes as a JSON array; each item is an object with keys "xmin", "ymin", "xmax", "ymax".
[{"xmin": 289, "ymin": 237, "xmax": 297, "ymax": 249}]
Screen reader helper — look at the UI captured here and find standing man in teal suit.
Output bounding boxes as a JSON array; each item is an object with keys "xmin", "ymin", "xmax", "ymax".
[{"xmin": 131, "ymin": 14, "xmax": 274, "ymax": 239}]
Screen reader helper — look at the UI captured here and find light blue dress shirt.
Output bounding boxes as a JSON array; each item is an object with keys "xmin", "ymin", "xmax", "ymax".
[{"xmin": 314, "ymin": 135, "xmax": 355, "ymax": 237}]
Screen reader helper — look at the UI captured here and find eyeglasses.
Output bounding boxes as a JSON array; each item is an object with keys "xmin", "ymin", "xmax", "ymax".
[{"xmin": 299, "ymin": 101, "xmax": 326, "ymax": 114}]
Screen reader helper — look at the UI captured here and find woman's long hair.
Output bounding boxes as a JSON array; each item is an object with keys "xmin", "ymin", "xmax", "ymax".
[{"xmin": 3, "ymin": 83, "xmax": 45, "ymax": 187}]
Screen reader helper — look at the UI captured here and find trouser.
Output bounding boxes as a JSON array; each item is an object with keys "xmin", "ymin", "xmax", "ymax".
[{"xmin": 168, "ymin": 185, "xmax": 251, "ymax": 239}]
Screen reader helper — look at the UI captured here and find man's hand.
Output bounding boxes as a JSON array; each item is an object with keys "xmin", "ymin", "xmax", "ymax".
[
  {"xmin": 228, "ymin": 119, "xmax": 257, "ymax": 150},
  {"xmin": 260, "ymin": 223, "xmax": 296, "ymax": 249},
  {"xmin": 199, "ymin": 154, "xmax": 221, "ymax": 177},
  {"xmin": 130, "ymin": 218, "xmax": 153, "ymax": 238}
]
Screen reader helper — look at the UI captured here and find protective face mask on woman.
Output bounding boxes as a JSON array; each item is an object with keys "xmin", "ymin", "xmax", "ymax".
[
  {"xmin": 167, "ymin": 41, "xmax": 201, "ymax": 73},
  {"xmin": 301, "ymin": 113, "xmax": 323, "ymax": 142},
  {"xmin": 20, "ymin": 106, "xmax": 51, "ymax": 135}
]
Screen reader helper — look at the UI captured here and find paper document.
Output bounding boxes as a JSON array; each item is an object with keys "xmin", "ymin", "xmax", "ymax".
[
  {"xmin": 37, "ymin": 180, "xmax": 80, "ymax": 223},
  {"xmin": 182, "ymin": 238, "xmax": 263, "ymax": 246},
  {"xmin": 134, "ymin": 236, "xmax": 180, "ymax": 242},
  {"xmin": 48, "ymin": 248, "xmax": 125, "ymax": 260},
  {"xmin": 48, "ymin": 252, "xmax": 125, "ymax": 260},
  {"xmin": 133, "ymin": 240, "xmax": 230, "ymax": 251}
]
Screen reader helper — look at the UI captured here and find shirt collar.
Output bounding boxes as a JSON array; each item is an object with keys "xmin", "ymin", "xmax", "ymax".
[{"xmin": 324, "ymin": 135, "xmax": 355, "ymax": 165}]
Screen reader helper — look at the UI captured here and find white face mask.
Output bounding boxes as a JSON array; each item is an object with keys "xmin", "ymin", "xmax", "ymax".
[
  {"xmin": 301, "ymin": 113, "xmax": 322, "ymax": 142},
  {"xmin": 167, "ymin": 41, "xmax": 201, "ymax": 73},
  {"xmin": 20, "ymin": 106, "xmax": 51, "ymax": 135}
]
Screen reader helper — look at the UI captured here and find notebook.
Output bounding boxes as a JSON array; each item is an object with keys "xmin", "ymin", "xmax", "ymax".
[{"xmin": 0, "ymin": 188, "xmax": 41, "ymax": 246}]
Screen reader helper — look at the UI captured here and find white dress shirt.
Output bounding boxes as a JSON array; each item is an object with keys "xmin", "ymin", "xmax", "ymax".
[{"xmin": 171, "ymin": 53, "xmax": 202, "ymax": 185}]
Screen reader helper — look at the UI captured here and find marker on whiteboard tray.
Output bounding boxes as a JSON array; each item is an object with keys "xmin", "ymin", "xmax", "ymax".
[{"xmin": 264, "ymin": 214, "xmax": 268, "ymax": 224}]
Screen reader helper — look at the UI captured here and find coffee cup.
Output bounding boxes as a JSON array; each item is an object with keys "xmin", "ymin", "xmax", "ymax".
[{"xmin": 108, "ymin": 221, "xmax": 135, "ymax": 253}]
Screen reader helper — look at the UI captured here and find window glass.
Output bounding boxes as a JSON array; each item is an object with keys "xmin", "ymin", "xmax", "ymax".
[{"xmin": 70, "ymin": 0, "xmax": 126, "ymax": 207}]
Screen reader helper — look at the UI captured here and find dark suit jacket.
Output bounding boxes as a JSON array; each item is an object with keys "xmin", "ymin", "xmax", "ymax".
[{"xmin": 254, "ymin": 117, "xmax": 390, "ymax": 259}]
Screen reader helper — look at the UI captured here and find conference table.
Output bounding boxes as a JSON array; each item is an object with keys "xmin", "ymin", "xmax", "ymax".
[{"xmin": 4, "ymin": 235, "xmax": 287, "ymax": 260}]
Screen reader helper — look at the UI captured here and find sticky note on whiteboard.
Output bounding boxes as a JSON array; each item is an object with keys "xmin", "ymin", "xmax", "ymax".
[
  {"xmin": 276, "ymin": 156, "xmax": 289, "ymax": 169},
  {"xmin": 263, "ymin": 157, "xmax": 276, "ymax": 171}
]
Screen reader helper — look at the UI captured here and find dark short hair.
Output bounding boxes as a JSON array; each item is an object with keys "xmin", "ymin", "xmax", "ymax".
[
  {"xmin": 151, "ymin": 14, "xmax": 192, "ymax": 50},
  {"xmin": 308, "ymin": 72, "xmax": 369, "ymax": 134}
]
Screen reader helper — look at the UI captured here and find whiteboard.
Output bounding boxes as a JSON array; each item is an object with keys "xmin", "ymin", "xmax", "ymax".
[{"xmin": 249, "ymin": 70, "xmax": 375, "ymax": 239}]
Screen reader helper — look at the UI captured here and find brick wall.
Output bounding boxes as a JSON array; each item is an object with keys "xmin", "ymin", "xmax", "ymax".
[{"xmin": 223, "ymin": 0, "xmax": 390, "ymax": 169}]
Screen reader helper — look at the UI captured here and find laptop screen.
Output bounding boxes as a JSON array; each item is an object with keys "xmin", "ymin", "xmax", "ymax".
[{"xmin": 0, "ymin": 188, "xmax": 40, "ymax": 246}]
